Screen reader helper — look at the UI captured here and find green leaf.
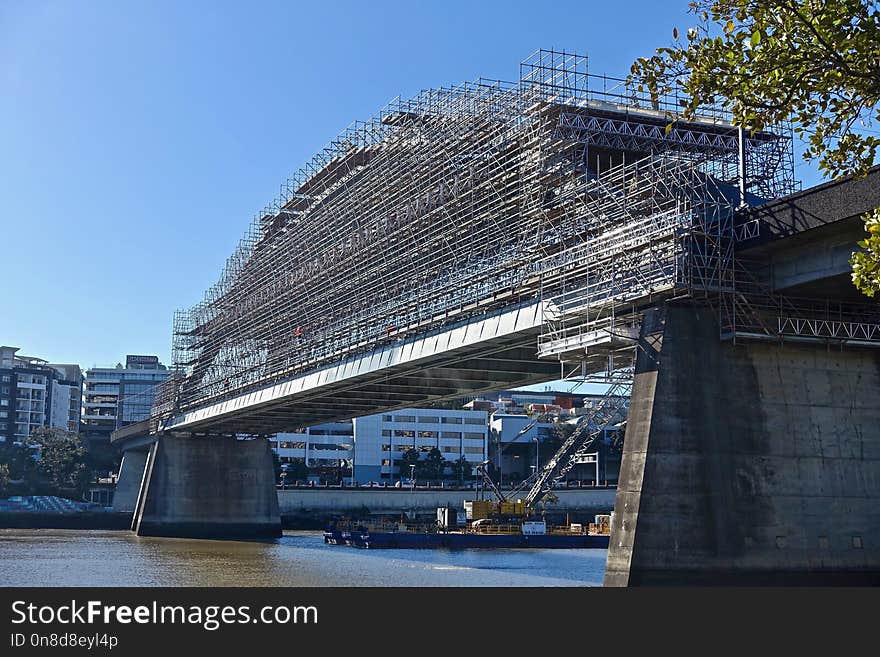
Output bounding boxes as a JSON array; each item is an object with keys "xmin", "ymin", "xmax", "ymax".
[{"xmin": 750, "ymin": 30, "xmax": 761, "ymax": 47}]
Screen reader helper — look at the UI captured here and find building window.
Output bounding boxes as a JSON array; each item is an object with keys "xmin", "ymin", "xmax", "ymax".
[
  {"xmin": 0, "ymin": 400, "xmax": 8, "ymax": 407},
  {"xmin": 464, "ymin": 417, "xmax": 485, "ymax": 425},
  {"xmin": 441, "ymin": 417, "xmax": 462, "ymax": 424},
  {"xmin": 393, "ymin": 429, "xmax": 414, "ymax": 438},
  {"xmin": 441, "ymin": 446, "xmax": 459, "ymax": 454},
  {"xmin": 381, "ymin": 429, "xmax": 391, "ymax": 437},
  {"xmin": 417, "ymin": 431, "xmax": 438, "ymax": 438},
  {"xmin": 0, "ymin": 411, "xmax": 7, "ymax": 418},
  {"xmin": 464, "ymin": 432, "xmax": 484, "ymax": 440},
  {"xmin": 394, "ymin": 415, "xmax": 416, "ymax": 423},
  {"xmin": 1, "ymin": 387, "xmax": 8, "ymax": 394},
  {"xmin": 464, "ymin": 447, "xmax": 483, "ymax": 454},
  {"xmin": 440, "ymin": 431, "xmax": 460, "ymax": 439},
  {"xmin": 1, "ymin": 375, "xmax": 10, "ymax": 383},
  {"xmin": 418, "ymin": 416, "xmax": 439, "ymax": 424},
  {"xmin": 382, "ymin": 415, "xmax": 393, "ymax": 422},
  {"xmin": 381, "ymin": 444, "xmax": 391, "ymax": 452}
]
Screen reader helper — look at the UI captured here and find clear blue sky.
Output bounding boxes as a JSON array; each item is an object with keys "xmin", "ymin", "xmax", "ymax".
[{"xmin": 1, "ymin": 0, "xmax": 823, "ymax": 370}]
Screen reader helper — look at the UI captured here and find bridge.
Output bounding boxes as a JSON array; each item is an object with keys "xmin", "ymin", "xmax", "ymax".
[{"xmin": 112, "ymin": 50, "xmax": 880, "ymax": 585}]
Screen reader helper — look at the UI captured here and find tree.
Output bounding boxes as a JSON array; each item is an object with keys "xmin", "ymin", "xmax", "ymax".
[
  {"xmin": 26, "ymin": 427, "xmax": 90, "ymax": 495},
  {"xmin": 284, "ymin": 459, "xmax": 310, "ymax": 483},
  {"xmin": 397, "ymin": 448, "xmax": 420, "ymax": 481},
  {"xmin": 0, "ymin": 463, "xmax": 9, "ymax": 498},
  {"xmin": 852, "ymin": 208, "xmax": 880, "ymax": 295},
  {"xmin": 630, "ymin": 0, "xmax": 880, "ymax": 296},
  {"xmin": 415, "ymin": 447, "xmax": 446, "ymax": 482},
  {"xmin": 271, "ymin": 451, "xmax": 283, "ymax": 483},
  {"xmin": 0, "ymin": 440, "xmax": 41, "ymax": 491},
  {"xmin": 448, "ymin": 456, "xmax": 473, "ymax": 485}
]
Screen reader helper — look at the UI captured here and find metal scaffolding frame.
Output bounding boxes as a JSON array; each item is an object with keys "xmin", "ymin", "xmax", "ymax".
[{"xmin": 154, "ymin": 49, "xmax": 875, "ymax": 424}]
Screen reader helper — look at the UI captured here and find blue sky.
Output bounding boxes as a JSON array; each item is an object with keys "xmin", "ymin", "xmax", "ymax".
[{"xmin": 1, "ymin": 0, "xmax": 823, "ymax": 370}]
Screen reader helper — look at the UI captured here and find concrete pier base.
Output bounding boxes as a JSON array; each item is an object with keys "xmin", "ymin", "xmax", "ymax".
[
  {"xmin": 111, "ymin": 449, "xmax": 149, "ymax": 514},
  {"xmin": 133, "ymin": 434, "xmax": 281, "ymax": 540},
  {"xmin": 605, "ymin": 303, "xmax": 880, "ymax": 586}
]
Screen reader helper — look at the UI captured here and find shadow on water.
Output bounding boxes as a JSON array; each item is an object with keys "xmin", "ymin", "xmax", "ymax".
[{"xmin": 0, "ymin": 529, "xmax": 606, "ymax": 587}]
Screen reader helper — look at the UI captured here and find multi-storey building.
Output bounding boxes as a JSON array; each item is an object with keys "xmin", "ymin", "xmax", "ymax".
[
  {"xmin": 270, "ymin": 408, "xmax": 489, "ymax": 484},
  {"xmin": 48, "ymin": 363, "xmax": 83, "ymax": 432},
  {"xmin": 81, "ymin": 355, "xmax": 169, "ymax": 448},
  {"xmin": 0, "ymin": 346, "xmax": 82, "ymax": 442},
  {"xmin": 271, "ymin": 420, "xmax": 354, "ymax": 483},
  {"xmin": 354, "ymin": 409, "xmax": 488, "ymax": 484}
]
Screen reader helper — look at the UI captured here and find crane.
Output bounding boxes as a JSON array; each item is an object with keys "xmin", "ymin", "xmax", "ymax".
[
  {"xmin": 474, "ymin": 417, "xmax": 543, "ymax": 502},
  {"xmin": 522, "ymin": 371, "xmax": 633, "ymax": 509},
  {"xmin": 473, "ymin": 369, "xmax": 633, "ymax": 515}
]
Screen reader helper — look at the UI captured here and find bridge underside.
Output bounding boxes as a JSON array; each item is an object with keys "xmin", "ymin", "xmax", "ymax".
[{"xmin": 163, "ymin": 303, "xmax": 562, "ymax": 434}]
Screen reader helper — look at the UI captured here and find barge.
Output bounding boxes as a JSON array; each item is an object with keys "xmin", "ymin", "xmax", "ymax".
[
  {"xmin": 325, "ymin": 526, "xmax": 609, "ymax": 549},
  {"xmin": 324, "ymin": 507, "xmax": 612, "ymax": 550}
]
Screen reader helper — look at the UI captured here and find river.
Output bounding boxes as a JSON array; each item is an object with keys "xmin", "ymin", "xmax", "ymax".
[{"xmin": 0, "ymin": 529, "xmax": 607, "ymax": 587}]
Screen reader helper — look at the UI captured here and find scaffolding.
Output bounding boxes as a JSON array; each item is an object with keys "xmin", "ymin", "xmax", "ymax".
[{"xmin": 155, "ymin": 49, "xmax": 875, "ymax": 422}]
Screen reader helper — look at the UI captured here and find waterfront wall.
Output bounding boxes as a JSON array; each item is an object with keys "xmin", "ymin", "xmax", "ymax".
[
  {"xmin": 277, "ymin": 487, "xmax": 617, "ymax": 514},
  {"xmin": 605, "ymin": 303, "xmax": 880, "ymax": 586}
]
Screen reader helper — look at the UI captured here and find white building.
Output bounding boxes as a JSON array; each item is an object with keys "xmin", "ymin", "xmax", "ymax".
[
  {"xmin": 49, "ymin": 364, "xmax": 83, "ymax": 432},
  {"xmin": 353, "ymin": 408, "xmax": 489, "ymax": 483},
  {"xmin": 271, "ymin": 420, "xmax": 354, "ymax": 482},
  {"xmin": 270, "ymin": 408, "xmax": 489, "ymax": 484}
]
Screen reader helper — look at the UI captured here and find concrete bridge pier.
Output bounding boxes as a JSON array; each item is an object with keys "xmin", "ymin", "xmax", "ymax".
[
  {"xmin": 117, "ymin": 433, "xmax": 281, "ymax": 540},
  {"xmin": 605, "ymin": 302, "xmax": 880, "ymax": 586},
  {"xmin": 110, "ymin": 448, "xmax": 150, "ymax": 515}
]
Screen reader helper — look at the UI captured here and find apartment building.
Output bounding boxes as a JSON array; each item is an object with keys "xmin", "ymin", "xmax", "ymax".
[
  {"xmin": 0, "ymin": 346, "xmax": 82, "ymax": 441},
  {"xmin": 81, "ymin": 355, "xmax": 169, "ymax": 447}
]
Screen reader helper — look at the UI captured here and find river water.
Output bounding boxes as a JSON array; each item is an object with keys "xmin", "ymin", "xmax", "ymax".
[{"xmin": 0, "ymin": 529, "xmax": 606, "ymax": 587}]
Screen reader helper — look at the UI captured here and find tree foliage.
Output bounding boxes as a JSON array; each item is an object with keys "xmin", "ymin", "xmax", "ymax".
[
  {"xmin": 852, "ymin": 207, "xmax": 880, "ymax": 295},
  {"xmin": 26, "ymin": 427, "xmax": 90, "ymax": 493},
  {"xmin": 0, "ymin": 440, "xmax": 41, "ymax": 489},
  {"xmin": 630, "ymin": 0, "xmax": 880, "ymax": 296},
  {"xmin": 448, "ymin": 456, "xmax": 473, "ymax": 484},
  {"xmin": 0, "ymin": 463, "xmax": 9, "ymax": 497},
  {"xmin": 414, "ymin": 447, "xmax": 446, "ymax": 482},
  {"xmin": 397, "ymin": 448, "xmax": 420, "ymax": 481}
]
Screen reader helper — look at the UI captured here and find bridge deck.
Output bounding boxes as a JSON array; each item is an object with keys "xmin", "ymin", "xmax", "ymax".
[{"xmin": 161, "ymin": 301, "xmax": 562, "ymax": 434}]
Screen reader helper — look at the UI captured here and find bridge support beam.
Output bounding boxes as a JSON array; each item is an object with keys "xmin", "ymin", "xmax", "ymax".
[
  {"xmin": 133, "ymin": 434, "xmax": 281, "ymax": 540},
  {"xmin": 605, "ymin": 303, "xmax": 880, "ymax": 585}
]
